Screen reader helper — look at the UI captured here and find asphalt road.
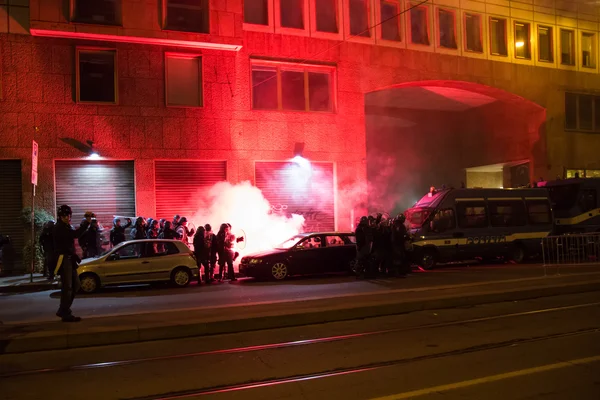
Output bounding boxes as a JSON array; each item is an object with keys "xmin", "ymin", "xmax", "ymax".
[
  {"xmin": 1, "ymin": 263, "xmax": 599, "ymax": 324},
  {"xmin": 1, "ymin": 291, "xmax": 599, "ymax": 400}
]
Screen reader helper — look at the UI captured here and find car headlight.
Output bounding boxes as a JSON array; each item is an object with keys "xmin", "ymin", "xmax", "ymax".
[{"xmin": 250, "ymin": 259, "xmax": 263, "ymax": 264}]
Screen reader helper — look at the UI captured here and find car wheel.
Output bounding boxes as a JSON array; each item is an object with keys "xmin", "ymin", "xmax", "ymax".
[
  {"xmin": 348, "ymin": 258, "xmax": 358, "ymax": 275},
  {"xmin": 510, "ymin": 245, "xmax": 526, "ymax": 264},
  {"xmin": 271, "ymin": 262, "xmax": 288, "ymax": 280},
  {"xmin": 171, "ymin": 267, "xmax": 192, "ymax": 287},
  {"xmin": 420, "ymin": 249, "xmax": 437, "ymax": 270},
  {"xmin": 79, "ymin": 273, "xmax": 100, "ymax": 294}
]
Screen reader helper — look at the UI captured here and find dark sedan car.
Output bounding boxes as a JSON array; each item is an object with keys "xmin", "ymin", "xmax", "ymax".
[{"xmin": 239, "ymin": 232, "xmax": 357, "ymax": 280}]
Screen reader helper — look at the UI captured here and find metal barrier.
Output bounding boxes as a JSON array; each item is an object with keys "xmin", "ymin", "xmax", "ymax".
[{"xmin": 542, "ymin": 233, "xmax": 600, "ymax": 267}]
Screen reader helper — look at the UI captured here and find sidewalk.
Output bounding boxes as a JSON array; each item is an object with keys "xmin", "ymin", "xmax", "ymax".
[
  {"xmin": 0, "ymin": 274, "xmax": 56, "ymax": 294},
  {"xmin": 1, "ymin": 271, "xmax": 599, "ymax": 354}
]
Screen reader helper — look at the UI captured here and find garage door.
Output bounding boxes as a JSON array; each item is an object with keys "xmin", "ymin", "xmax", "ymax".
[
  {"xmin": 155, "ymin": 161, "xmax": 227, "ymax": 221},
  {"xmin": 55, "ymin": 161, "xmax": 136, "ymax": 233},
  {"xmin": 0, "ymin": 160, "xmax": 23, "ymax": 273},
  {"xmin": 255, "ymin": 161, "xmax": 335, "ymax": 232}
]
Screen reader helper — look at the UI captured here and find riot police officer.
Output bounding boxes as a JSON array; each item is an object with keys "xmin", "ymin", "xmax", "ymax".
[{"xmin": 53, "ymin": 205, "xmax": 89, "ymax": 322}]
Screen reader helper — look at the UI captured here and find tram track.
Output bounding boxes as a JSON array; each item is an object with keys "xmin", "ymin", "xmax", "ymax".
[{"xmin": 2, "ymin": 301, "xmax": 599, "ymax": 379}]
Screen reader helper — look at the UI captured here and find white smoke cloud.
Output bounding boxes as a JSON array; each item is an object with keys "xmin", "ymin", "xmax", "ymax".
[{"xmin": 189, "ymin": 181, "xmax": 305, "ymax": 261}]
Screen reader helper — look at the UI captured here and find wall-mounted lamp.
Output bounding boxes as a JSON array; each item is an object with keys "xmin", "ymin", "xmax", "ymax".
[{"xmin": 86, "ymin": 140, "xmax": 101, "ymax": 160}]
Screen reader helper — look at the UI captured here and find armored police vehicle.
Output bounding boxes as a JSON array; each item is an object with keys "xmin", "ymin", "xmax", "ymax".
[
  {"xmin": 540, "ymin": 178, "xmax": 600, "ymax": 234},
  {"xmin": 405, "ymin": 188, "xmax": 553, "ymax": 269}
]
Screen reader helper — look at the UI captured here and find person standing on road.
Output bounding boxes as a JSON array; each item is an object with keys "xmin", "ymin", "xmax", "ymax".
[
  {"xmin": 110, "ymin": 217, "xmax": 132, "ymax": 247},
  {"xmin": 216, "ymin": 223, "xmax": 227, "ymax": 281},
  {"xmin": 205, "ymin": 224, "xmax": 217, "ymax": 283},
  {"xmin": 391, "ymin": 214, "xmax": 409, "ymax": 278},
  {"xmin": 81, "ymin": 218, "xmax": 102, "ymax": 258},
  {"xmin": 223, "ymin": 224, "xmax": 237, "ymax": 282},
  {"xmin": 39, "ymin": 220, "xmax": 56, "ymax": 280},
  {"xmin": 159, "ymin": 220, "xmax": 181, "ymax": 240},
  {"xmin": 193, "ymin": 226, "xmax": 208, "ymax": 284},
  {"xmin": 53, "ymin": 205, "xmax": 89, "ymax": 322},
  {"xmin": 355, "ymin": 216, "xmax": 373, "ymax": 278},
  {"xmin": 176, "ymin": 217, "xmax": 195, "ymax": 245}
]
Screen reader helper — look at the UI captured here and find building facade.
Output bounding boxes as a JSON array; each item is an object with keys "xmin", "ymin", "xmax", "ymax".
[{"xmin": 2, "ymin": 0, "xmax": 600, "ymax": 271}]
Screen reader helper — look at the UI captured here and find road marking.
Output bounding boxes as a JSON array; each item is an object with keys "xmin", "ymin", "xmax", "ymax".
[{"xmin": 371, "ymin": 355, "xmax": 600, "ymax": 400}]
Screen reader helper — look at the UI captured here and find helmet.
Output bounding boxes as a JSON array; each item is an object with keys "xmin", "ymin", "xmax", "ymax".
[
  {"xmin": 204, "ymin": 224, "xmax": 212, "ymax": 231},
  {"xmin": 173, "ymin": 214, "xmax": 180, "ymax": 221},
  {"xmin": 359, "ymin": 216, "xmax": 368, "ymax": 225},
  {"xmin": 57, "ymin": 204, "xmax": 72, "ymax": 217},
  {"xmin": 396, "ymin": 214, "xmax": 406, "ymax": 223},
  {"xmin": 180, "ymin": 217, "xmax": 188, "ymax": 223}
]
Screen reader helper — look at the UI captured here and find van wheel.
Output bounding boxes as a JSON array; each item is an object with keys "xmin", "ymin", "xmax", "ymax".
[
  {"xmin": 420, "ymin": 250, "xmax": 437, "ymax": 270},
  {"xmin": 510, "ymin": 245, "xmax": 526, "ymax": 264}
]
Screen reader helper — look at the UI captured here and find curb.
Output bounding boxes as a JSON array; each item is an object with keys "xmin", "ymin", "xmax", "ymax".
[
  {"xmin": 2, "ymin": 280, "xmax": 600, "ymax": 354},
  {"xmin": 0, "ymin": 282, "xmax": 57, "ymax": 294}
]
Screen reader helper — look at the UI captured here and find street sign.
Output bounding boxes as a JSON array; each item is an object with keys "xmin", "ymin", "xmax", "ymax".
[{"xmin": 32, "ymin": 140, "xmax": 38, "ymax": 186}]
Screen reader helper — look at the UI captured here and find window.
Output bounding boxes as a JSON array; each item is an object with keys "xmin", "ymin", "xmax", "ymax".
[
  {"xmin": 381, "ymin": 0, "xmax": 401, "ymax": 41},
  {"xmin": 77, "ymin": 49, "xmax": 117, "ymax": 104},
  {"xmin": 526, "ymin": 200, "xmax": 552, "ymax": 225},
  {"xmin": 456, "ymin": 201, "xmax": 488, "ymax": 229},
  {"xmin": 464, "ymin": 13, "xmax": 483, "ymax": 52},
  {"xmin": 488, "ymin": 201, "xmax": 527, "ymax": 227},
  {"xmin": 244, "ymin": 0, "xmax": 269, "ymax": 25},
  {"xmin": 251, "ymin": 62, "xmax": 334, "ymax": 112},
  {"xmin": 568, "ymin": 169, "xmax": 600, "ymax": 178},
  {"xmin": 164, "ymin": 0, "xmax": 209, "ymax": 34},
  {"xmin": 514, "ymin": 22, "xmax": 531, "ymax": 59},
  {"xmin": 165, "ymin": 55, "xmax": 202, "ymax": 107},
  {"xmin": 410, "ymin": 6, "xmax": 429, "ymax": 45},
  {"xmin": 560, "ymin": 29, "xmax": 575, "ymax": 65},
  {"xmin": 538, "ymin": 26, "xmax": 553, "ymax": 62},
  {"xmin": 325, "ymin": 235, "xmax": 346, "ymax": 246},
  {"xmin": 430, "ymin": 209, "xmax": 455, "ymax": 233},
  {"xmin": 438, "ymin": 9, "xmax": 456, "ymax": 49},
  {"xmin": 280, "ymin": 0, "xmax": 304, "ymax": 29},
  {"xmin": 565, "ymin": 92, "xmax": 600, "ymax": 132},
  {"xmin": 580, "ymin": 189, "xmax": 597, "ymax": 212},
  {"xmin": 298, "ymin": 236, "xmax": 322, "ymax": 249},
  {"xmin": 72, "ymin": 0, "xmax": 121, "ymax": 25},
  {"xmin": 349, "ymin": 0, "xmax": 370, "ymax": 37},
  {"xmin": 582, "ymin": 32, "xmax": 596, "ymax": 68},
  {"xmin": 114, "ymin": 243, "xmax": 141, "ymax": 259},
  {"xmin": 315, "ymin": 0, "xmax": 339, "ymax": 33},
  {"xmin": 490, "ymin": 17, "xmax": 507, "ymax": 56}
]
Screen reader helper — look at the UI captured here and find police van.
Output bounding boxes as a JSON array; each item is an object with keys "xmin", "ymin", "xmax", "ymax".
[
  {"xmin": 540, "ymin": 178, "xmax": 600, "ymax": 234},
  {"xmin": 405, "ymin": 188, "xmax": 553, "ymax": 269}
]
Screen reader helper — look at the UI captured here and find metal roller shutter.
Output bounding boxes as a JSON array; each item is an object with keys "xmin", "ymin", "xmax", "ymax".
[
  {"xmin": 55, "ymin": 160, "xmax": 136, "ymax": 234},
  {"xmin": 255, "ymin": 161, "xmax": 335, "ymax": 232},
  {"xmin": 0, "ymin": 160, "xmax": 24, "ymax": 273},
  {"xmin": 155, "ymin": 161, "xmax": 227, "ymax": 221}
]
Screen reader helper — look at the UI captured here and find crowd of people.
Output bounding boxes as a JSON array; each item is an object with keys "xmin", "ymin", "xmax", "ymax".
[{"xmin": 354, "ymin": 213, "xmax": 412, "ymax": 279}]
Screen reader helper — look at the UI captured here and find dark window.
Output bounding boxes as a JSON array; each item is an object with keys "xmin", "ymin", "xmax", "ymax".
[
  {"xmin": 514, "ymin": 22, "xmax": 531, "ymax": 59},
  {"xmin": 166, "ymin": 55, "xmax": 202, "ymax": 107},
  {"xmin": 77, "ymin": 49, "xmax": 117, "ymax": 104},
  {"xmin": 526, "ymin": 200, "xmax": 552, "ymax": 225},
  {"xmin": 488, "ymin": 201, "xmax": 527, "ymax": 227},
  {"xmin": 538, "ymin": 25, "xmax": 553, "ymax": 62},
  {"xmin": 316, "ymin": 0, "xmax": 338, "ymax": 33},
  {"xmin": 465, "ymin": 13, "xmax": 482, "ymax": 52},
  {"xmin": 325, "ymin": 235, "xmax": 345, "ymax": 246},
  {"xmin": 281, "ymin": 0, "xmax": 304, "ymax": 29},
  {"xmin": 548, "ymin": 184, "xmax": 580, "ymax": 209},
  {"xmin": 490, "ymin": 17, "xmax": 507, "ymax": 56},
  {"xmin": 72, "ymin": 0, "xmax": 120, "ymax": 25},
  {"xmin": 281, "ymin": 70, "xmax": 305, "ymax": 111},
  {"xmin": 252, "ymin": 66, "xmax": 278, "ymax": 110},
  {"xmin": 580, "ymin": 189, "xmax": 597, "ymax": 212},
  {"xmin": 582, "ymin": 32, "xmax": 596, "ymax": 68},
  {"xmin": 349, "ymin": 0, "xmax": 370, "ymax": 37},
  {"xmin": 381, "ymin": 1, "xmax": 401, "ymax": 41},
  {"xmin": 165, "ymin": 0, "xmax": 209, "ymax": 34},
  {"xmin": 565, "ymin": 93, "xmax": 577, "ymax": 130},
  {"xmin": 430, "ymin": 209, "xmax": 455, "ymax": 233},
  {"xmin": 410, "ymin": 6, "xmax": 429, "ymax": 45},
  {"xmin": 457, "ymin": 202, "xmax": 488, "ymax": 229},
  {"xmin": 438, "ymin": 9, "xmax": 456, "ymax": 49},
  {"xmin": 251, "ymin": 64, "xmax": 334, "ymax": 112},
  {"xmin": 244, "ymin": 0, "xmax": 268, "ymax": 25},
  {"xmin": 560, "ymin": 29, "xmax": 575, "ymax": 65},
  {"xmin": 308, "ymin": 72, "xmax": 332, "ymax": 112},
  {"xmin": 115, "ymin": 243, "xmax": 140, "ymax": 259},
  {"xmin": 298, "ymin": 236, "xmax": 323, "ymax": 249},
  {"xmin": 579, "ymin": 95, "xmax": 593, "ymax": 130}
]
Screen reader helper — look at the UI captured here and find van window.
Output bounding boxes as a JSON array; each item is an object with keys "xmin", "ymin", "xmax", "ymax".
[
  {"xmin": 456, "ymin": 202, "xmax": 488, "ymax": 229},
  {"xmin": 488, "ymin": 200, "xmax": 527, "ymax": 227},
  {"xmin": 580, "ymin": 189, "xmax": 597, "ymax": 212},
  {"xmin": 431, "ymin": 209, "xmax": 456, "ymax": 232},
  {"xmin": 526, "ymin": 200, "xmax": 552, "ymax": 224}
]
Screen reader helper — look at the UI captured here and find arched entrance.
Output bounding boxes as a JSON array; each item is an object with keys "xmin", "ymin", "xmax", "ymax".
[{"xmin": 365, "ymin": 80, "xmax": 546, "ymax": 213}]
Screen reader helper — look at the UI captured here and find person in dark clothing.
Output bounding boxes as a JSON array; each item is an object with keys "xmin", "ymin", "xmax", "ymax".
[
  {"xmin": 110, "ymin": 217, "xmax": 132, "ymax": 247},
  {"xmin": 158, "ymin": 219, "xmax": 166, "ymax": 233},
  {"xmin": 172, "ymin": 215, "xmax": 181, "ymax": 231},
  {"xmin": 176, "ymin": 217, "xmax": 195, "ymax": 245},
  {"xmin": 81, "ymin": 218, "xmax": 102, "ymax": 258},
  {"xmin": 39, "ymin": 220, "xmax": 55, "ymax": 279},
  {"xmin": 391, "ymin": 214, "xmax": 410, "ymax": 277},
  {"xmin": 223, "ymin": 224, "xmax": 237, "ymax": 281},
  {"xmin": 355, "ymin": 216, "xmax": 373, "ymax": 278},
  {"xmin": 131, "ymin": 217, "xmax": 147, "ymax": 240},
  {"xmin": 54, "ymin": 204, "xmax": 89, "ymax": 322},
  {"xmin": 216, "ymin": 223, "xmax": 227, "ymax": 281},
  {"xmin": 159, "ymin": 220, "xmax": 181, "ymax": 240},
  {"xmin": 193, "ymin": 226, "xmax": 208, "ymax": 284},
  {"xmin": 146, "ymin": 218, "xmax": 155, "ymax": 237},
  {"xmin": 378, "ymin": 218, "xmax": 395, "ymax": 276},
  {"xmin": 146, "ymin": 219, "xmax": 160, "ymax": 255},
  {"xmin": 204, "ymin": 224, "xmax": 217, "ymax": 282}
]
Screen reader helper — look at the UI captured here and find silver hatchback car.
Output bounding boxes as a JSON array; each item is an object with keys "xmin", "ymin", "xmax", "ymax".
[{"xmin": 77, "ymin": 239, "xmax": 199, "ymax": 293}]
